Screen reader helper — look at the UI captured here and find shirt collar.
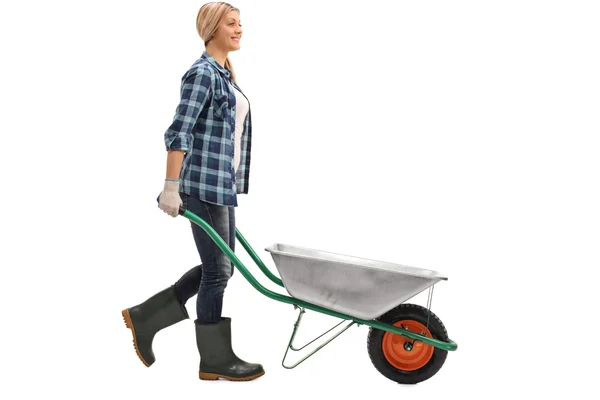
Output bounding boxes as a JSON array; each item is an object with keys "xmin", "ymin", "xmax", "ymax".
[{"xmin": 201, "ymin": 51, "xmax": 232, "ymax": 80}]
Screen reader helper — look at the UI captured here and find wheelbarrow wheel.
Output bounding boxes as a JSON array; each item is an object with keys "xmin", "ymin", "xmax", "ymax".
[{"xmin": 367, "ymin": 303, "xmax": 448, "ymax": 384}]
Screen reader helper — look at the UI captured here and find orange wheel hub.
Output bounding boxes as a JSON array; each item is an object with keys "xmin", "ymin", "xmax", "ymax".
[{"xmin": 382, "ymin": 320, "xmax": 434, "ymax": 371}]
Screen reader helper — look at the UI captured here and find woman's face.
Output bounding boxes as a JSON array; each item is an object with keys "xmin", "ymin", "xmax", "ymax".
[{"xmin": 212, "ymin": 10, "xmax": 243, "ymax": 52}]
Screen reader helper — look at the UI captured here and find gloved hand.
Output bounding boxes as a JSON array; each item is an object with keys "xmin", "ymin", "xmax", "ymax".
[{"xmin": 158, "ymin": 180, "xmax": 182, "ymax": 217}]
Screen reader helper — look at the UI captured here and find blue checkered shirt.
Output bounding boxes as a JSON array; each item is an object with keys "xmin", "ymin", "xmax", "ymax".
[{"xmin": 163, "ymin": 51, "xmax": 252, "ymax": 207}]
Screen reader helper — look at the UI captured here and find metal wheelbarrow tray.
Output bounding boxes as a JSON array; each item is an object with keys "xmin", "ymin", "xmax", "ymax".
[
  {"xmin": 265, "ymin": 243, "xmax": 447, "ymax": 321},
  {"xmin": 177, "ymin": 206, "xmax": 458, "ymax": 385}
]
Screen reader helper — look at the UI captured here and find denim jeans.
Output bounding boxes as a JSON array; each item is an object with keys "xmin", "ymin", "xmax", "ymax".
[{"xmin": 173, "ymin": 193, "xmax": 235, "ymax": 324}]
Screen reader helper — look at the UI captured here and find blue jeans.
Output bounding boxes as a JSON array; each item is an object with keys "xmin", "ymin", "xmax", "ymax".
[{"xmin": 173, "ymin": 193, "xmax": 235, "ymax": 324}]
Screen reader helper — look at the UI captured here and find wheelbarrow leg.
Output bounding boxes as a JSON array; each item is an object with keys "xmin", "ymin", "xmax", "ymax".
[{"xmin": 282, "ymin": 306, "xmax": 355, "ymax": 369}]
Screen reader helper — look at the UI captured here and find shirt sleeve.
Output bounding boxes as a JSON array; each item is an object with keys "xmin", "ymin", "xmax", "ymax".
[{"xmin": 164, "ymin": 67, "xmax": 212, "ymax": 152}]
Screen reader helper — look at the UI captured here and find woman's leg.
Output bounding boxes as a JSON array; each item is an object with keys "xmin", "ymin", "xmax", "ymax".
[
  {"xmin": 173, "ymin": 264, "xmax": 202, "ymax": 305},
  {"xmin": 186, "ymin": 196, "xmax": 264, "ymax": 380},
  {"xmin": 228, "ymin": 205, "xmax": 235, "ymax": 276},
  {"xmin": 173, "ymin": 197, "xmax": 236, "ymax": 305},
  {"xmin": 182, "ymin": 194, "xmax": 234, "ymax": 323}
]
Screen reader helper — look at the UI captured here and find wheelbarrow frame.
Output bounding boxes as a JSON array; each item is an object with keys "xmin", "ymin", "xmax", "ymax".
[{"xmin": 177, "ymin": 206, "xmax": 458, "ymax": 368}]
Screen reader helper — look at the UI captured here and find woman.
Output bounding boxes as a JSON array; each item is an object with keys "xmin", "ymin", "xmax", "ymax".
[{"xmin": 121, "ymin": 2, "xmax": 264, "ymax": 382}]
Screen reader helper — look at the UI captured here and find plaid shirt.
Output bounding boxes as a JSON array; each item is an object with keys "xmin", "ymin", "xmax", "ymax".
[{"xmin": 163, "ymin": 51, "xmax": 252, "ymax": 207}]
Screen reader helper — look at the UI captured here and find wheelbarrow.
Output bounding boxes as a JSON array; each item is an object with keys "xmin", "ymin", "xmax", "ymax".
[{"xmin": 176, "ymin": 205, "xmax": 458, "ymax": 385}]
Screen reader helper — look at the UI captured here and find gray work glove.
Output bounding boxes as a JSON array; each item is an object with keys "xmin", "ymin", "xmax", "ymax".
[{"xmin": 158, "ymin": 180, "xmax": 182, "ymax": 217}]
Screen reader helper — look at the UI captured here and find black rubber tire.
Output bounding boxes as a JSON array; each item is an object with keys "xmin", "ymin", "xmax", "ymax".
[{"xmin": 367, "ymin": 303, "xmax": 449, "ymax": 384}]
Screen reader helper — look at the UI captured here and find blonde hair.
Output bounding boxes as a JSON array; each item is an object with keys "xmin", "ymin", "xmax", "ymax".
[{"xmin": 196, "ymin": 2, "xmax": 240, "ymax": 82}]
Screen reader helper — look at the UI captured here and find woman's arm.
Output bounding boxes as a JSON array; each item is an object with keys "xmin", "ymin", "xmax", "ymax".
[
  {"xmin": 159, "ymin": 66, "xmax": 212, "ymax": 217},
  {"xmin": 165, "ymin": 150, "xmax": 185, "ymax": 180},
  {"xmin": 164, "ymin": 66, "xmax": 212, "ymax": 154}
]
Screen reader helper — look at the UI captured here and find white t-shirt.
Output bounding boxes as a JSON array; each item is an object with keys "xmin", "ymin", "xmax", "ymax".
[{"xmin": 228, "ymin": 81, "xmax": 249, "ymax": 173}]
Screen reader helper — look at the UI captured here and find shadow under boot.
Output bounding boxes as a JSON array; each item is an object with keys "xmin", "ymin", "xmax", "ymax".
[
  {"xmin": 195, "ymin": 317, "xmax": 265, "ymax": 381},
  {"xmin": 122, "ymin": 285, "xmax": 189, "ymax": 367}
]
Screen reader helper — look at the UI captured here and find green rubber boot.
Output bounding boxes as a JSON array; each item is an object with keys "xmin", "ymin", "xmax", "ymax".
[
  {"xmin": 195, "ymin": 317, "xmax": 265, "ymax": 381},
  {"xmin": 122, "ymin": 285, "xmax": 189, "ymax": 367}
]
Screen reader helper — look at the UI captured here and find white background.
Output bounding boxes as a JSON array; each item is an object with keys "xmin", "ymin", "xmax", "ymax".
[{"xmin": 1, "ymin": 0, "xmax": 599, "ymax": 398}]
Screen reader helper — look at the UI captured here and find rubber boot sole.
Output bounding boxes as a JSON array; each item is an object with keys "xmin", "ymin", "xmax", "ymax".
[
  {"xmin": 199, "ymin": 370, "xmax": 265, "ymax": 381},
  {"xmin": 122, "ymin": 308, "xmax": 151, "ymax": 367}
]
